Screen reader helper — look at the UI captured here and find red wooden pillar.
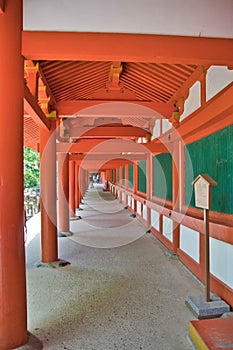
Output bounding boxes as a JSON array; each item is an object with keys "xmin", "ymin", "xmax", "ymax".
[
  {"xmin": 69, "ymin": 159, "xmax": 76, "ymax": 217},
  {"xmin": 133, "ymin": 162, "xmax": 138, "ymax": 214},
  {"xmin": 115, "ymin": 167, "xmax": 119, "ymax": 197},
  {"xmin": 125, "ymin": 165, "xmax": 129, "ymax": 205},
  {"xmin": 172, "ymin": 139, "xmax": 180, "ymax": 253},
  {"xmin": 75, "ymin": 162, "xmax": 80, "ymax": 209},
  {"xmin": 57, "ymin": 153, "xmax": 71, "ymax": 235},
  {"xmin": 146, "ymin": 153, "xmax": 153, "ymax": 229},
  {"xmin": 101, "ymin": 171, "xmax": 106, "ymax": 185},
  {"xmin": 119, "ymin": 166, "xmax": 123, "ymax": 202},
  {"xmin": 40, "ymin": 121, "xmax": 58, "ymax": 262},
  {"xmin": 0, "ymin": 1, "xmax": 28, "ymax": 348},
  {"xmin": 79, "ymin": 167, "xmax": 83, "ymax": 202}
]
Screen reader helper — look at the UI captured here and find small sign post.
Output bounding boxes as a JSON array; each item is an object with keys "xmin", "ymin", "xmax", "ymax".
[{"xmin": 192, "ymin": 174, "xmax": 217, "ymax": 302}]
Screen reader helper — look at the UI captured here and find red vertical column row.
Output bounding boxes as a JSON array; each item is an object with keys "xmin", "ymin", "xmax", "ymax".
[
  {"xmin": 133, "ymin": 162, "xmax": 138, "ymax": 215},
  {"xmin": 57, "ymin": 153, "xmax": 71, "ymax": 235},
  {"xmin": 69, "ymin": 159, "xmax": 76, "ymax": 217},
  {"xmin": 75, "ymin": 163, "xmax": 80, "ymax": 209}
]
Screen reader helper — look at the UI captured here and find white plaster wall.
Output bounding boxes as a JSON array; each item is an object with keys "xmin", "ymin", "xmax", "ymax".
[
  {"xmin": 23, "ymin": 0, "xmax": 233, "ymax": 38},
  {"xmin": 180, "ymin": 81, "xmax": 201, "ymax": 121},
  {"xmin": 137, "ymin": 201, "xmax": 141, "ymax": 215},
  {"xmin": 210, "ymin": 238, "xmax": 233, "ymax": 289},
  {"xmin": 162, "ymin": 216, "xmax": 173, "ymax": 242},
  {"xmin": 127, "ymin": 195, "xmax": 131, "ymax": 207},
  {"xmin": 151, "ymin": 209, "xmax": 160, "ymax": 231},
  {"xmin": 162, "ymin": 119, "xmax": 172, "ymax": 134},
  {"xmin": 152, "ymin": 119, "xmax": 161, "ymax": 140},
  {"xmin": 143, "ymin": 205, "xmax": 147, "ymax": 221},
  {"xmin": 180, "ymin": 225, "xmax": 200, "ymax": 263},
  {"xmin": 122, "ymin": 192, "xmax": 125, "ymax": 202},
  {"xmin": 206, "ymin": 66, "xmax": 233, "ymax": 101},
  {"xmin": 131, "ymin": 198, "xmax": 134, "ymax": 210}
]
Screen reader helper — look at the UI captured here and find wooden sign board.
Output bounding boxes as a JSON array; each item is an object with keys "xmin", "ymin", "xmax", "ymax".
[{"xmin": 192, "ymin": 174, "xmax": 217, "ymax": 210}]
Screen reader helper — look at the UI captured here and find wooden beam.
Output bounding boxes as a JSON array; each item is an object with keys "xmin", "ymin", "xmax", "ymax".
[
  {"xmin": 56, "ymin": 100, "xmax": 173, "ymax": 118},
  {"xmin": 145, "ymin": 140, "xmax": 173, "ymax": 154},
  {"xmin": 56, "ymin": 138, "xmax": 152, "ymax": 154},
  {"xmin": 70, "ymin": 126, "xmax": 150, "ymax": 138},
  {"xmin": 24, "ymin": 85, "xmax": 51, "ymax": 130},
  {"xmin": 69, "ymin": 153, "xmax": 147, "ymax": 161},
  {"xmin": 22, "ymin": 31, "xmax": 233, "ymax": 66}
]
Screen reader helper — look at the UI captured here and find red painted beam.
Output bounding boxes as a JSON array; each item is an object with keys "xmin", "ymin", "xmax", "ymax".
[
  {"xmin": 70, "ymin": 126, "xmax": 150, "ymax": 138},
  {"xmin": 56, "ymin": 138, "xmax": 152, "ymax": 154},
  {"xmin": 24, "ymin": 85, "xmax": 51, "ymax": 130},
  {"xmin": 56, "ymin": 100, "xmax": 173, "ymax": 118},
  {"xmin": 69, "ymin": 153, "xmax": 147, "ymax": 161},
  {"xmin": 22, "ymin": 31, "xmax": 233, "ymax": 65}
]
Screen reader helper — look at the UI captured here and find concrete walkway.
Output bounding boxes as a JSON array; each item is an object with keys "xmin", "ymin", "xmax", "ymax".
[{"xmin": 25, "ymin": 187, "xmax": 203, "ymax": 350}]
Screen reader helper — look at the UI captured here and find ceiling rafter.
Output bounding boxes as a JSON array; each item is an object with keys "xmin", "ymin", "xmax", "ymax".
[
  {"xmin": 121, "ymin": 76, "xmax": 170, "ymax": 102},
  {"xmin": 51, "ymin": 66, "xmax": 109, "ymax": 94},
  {"xmin": 136, "ymin": 63, "xmax": 184, "ymax": 87},
  {"xmin": 121, "ymin": 80, "xmax": 168, "ymax": 103},
  {"xmin": 124, "ymin": 65, "xmax": 177, "ymax": 96}
]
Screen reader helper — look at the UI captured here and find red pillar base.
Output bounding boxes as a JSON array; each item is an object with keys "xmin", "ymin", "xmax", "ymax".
[
  {"xmin": 58, "ymin": 231, "xmax": 73, "ymax": 237},
  {"xmin": 35, "ymin": 259, "xmax": 70, "ymax": 268},
  {"xmin": 15, "ymin": 332, "xmax": 43, "ymax": 350},
  {"xmin": 70, "ymin": 216, "xmax": 82, "ymax": 221}
]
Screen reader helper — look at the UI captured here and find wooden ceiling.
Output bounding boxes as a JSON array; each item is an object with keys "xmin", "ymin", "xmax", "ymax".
[{"xmin": 23, "ymin": 32, "xmax": 233, "ymax": 161}]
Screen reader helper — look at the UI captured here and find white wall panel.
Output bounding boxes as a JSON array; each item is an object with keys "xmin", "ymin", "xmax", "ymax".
[
  {"xmin": 162, "ymin": 216, "xmax": 173, "ymax": 242},
  {"xmin": 151, "ymin": 210, "xmax": 160, "ymax": 231},
  {"xmin": 152, "ymin": 119, "xmax": 161, "ymax": 140},
  {"xmin": 131, "ymin": 198, "xmax": 134, "ymax": 210},
  {"xmin": 210, "ymin": 238, "xmax": 233, "ymax": 289},
  {"xmin": 162, "ymin": 119, "xmax": 172, "ymax": 134},
  {"xmin": 180, "ymin": 225, "xmax": 200, "ymax": 263},
  {"xmin": 206, "ymin": 66, "xmax": 233, "ymax": 101},
  {"xmin": 143, "ymin": 205, "xmax": 147, "ymax": 221},
  {"xmin": 23, "ymin": 0, "xmax": 233, "ymax": 38},
  {"xmin": 137, "ymin": 201, "xmax": 141, "ymax": 215},
  {"xmin": 180, "ymin": 81, "xmax": 201, "ymax": 121}
]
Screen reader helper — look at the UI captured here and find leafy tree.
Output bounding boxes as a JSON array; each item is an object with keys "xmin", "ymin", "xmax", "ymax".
[{"xmin": 24, "ymin": 146, "xmax": 40, "ymax": 189}]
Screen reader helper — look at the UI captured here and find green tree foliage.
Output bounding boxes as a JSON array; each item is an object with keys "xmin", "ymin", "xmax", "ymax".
[{"xmin": 24, "ymin": 146, "xmax": 40, "ymax": 189}]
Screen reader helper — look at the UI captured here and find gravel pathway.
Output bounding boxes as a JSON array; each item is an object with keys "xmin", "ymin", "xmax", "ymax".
[{"xmin": 26, "ymin": 188, "xmax": 202, "ymax": 349}]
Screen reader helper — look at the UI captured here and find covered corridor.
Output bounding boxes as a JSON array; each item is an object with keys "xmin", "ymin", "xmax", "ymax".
[
  {"xmin": 26, "ymin": 186, "xmax": 203, "ymax": 350},
  {"xmin": 0, "ymin": 1, "xmax": 233, "ymax": 349}
]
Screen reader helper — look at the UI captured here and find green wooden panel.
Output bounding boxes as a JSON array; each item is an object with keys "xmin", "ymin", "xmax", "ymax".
[
  {"xmin": 128, "ymin": 164, "xmax": 134, "ymax": 189},
  {"xmin": 185, "ymin": 124, "xmax": 233, "ymax": 214},
  {"xmin": 122, "ymin": 166, "xmax": 126, "ymax": 186},
  {"xmin": 153, "ymin": 153, "xmax": 172, "ymax": 201},
  {"xmin": 112, "ymin": 169, "xmax": 116, "ymax": 183},
  {"xmin": 138, "ymin": 160, "xmax": 146, "ymax": 193},
  {"xmin": 117, "ymin": 168, "xmax": 120, "ymax": 183}
]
